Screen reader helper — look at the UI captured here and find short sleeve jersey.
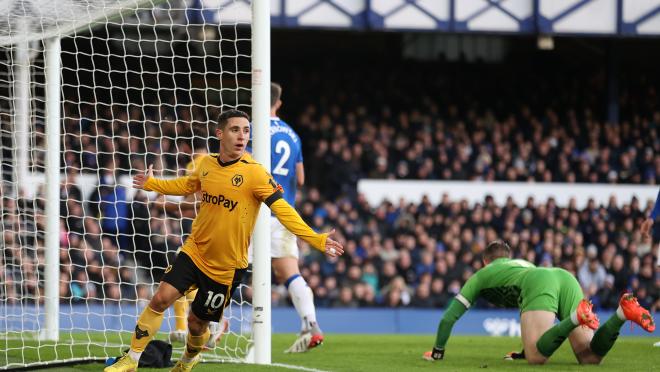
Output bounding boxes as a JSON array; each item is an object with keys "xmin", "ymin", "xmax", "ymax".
[{"xmin": 269, "ymin": 117, "xmax": 303, "ymax": 206}]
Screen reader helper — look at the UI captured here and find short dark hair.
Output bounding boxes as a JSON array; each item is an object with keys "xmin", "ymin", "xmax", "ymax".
[
  {"xmin": 484, "ymin": 240, "xmax": 512, "ymax": 262},
  {"xmin": 270, "ymin": 82, "xmax": 282, "ymax": 108},
  {"xmin": 217, "ymin": 109, "xmax": 249, "ymax": 130}
]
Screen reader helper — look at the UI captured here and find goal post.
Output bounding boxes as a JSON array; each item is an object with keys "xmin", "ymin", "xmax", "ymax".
[
  {"xmin": 0, "ymin": 0, "xmax": 271, "ymax": 368},
  {"xmin": 43, "ymin": 34, "xmax": 61, "ymax": 342},
  {"xmin": 250, "ymin": 0, "xmax": 271, "ymax": 364}
]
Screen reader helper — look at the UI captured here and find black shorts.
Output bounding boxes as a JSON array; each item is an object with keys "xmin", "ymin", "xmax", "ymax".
[{"xmin": 161, "ymin": 252, "xmax": 247, "ymax": 322}]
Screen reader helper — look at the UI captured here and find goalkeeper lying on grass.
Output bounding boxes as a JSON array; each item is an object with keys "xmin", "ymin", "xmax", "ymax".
[{"xmin": 423, "ymin": 240, "xmax": 655, "ymax": 365}]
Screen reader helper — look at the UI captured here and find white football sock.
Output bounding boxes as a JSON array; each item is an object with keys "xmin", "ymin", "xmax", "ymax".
[
  {"xmin": 616, "ymin": 306, "xmax": 626, "ymax": 321},
  {"xmin": 128, "ymin": 350, "xmax": 142, "ymax": 362},
  {"xmin": 287, "ymin": 275, "xmax": 320, "ymax": 333},
  {"xmin": 570, "ymin": 310, "xmax": 579, "ymax": 325}
]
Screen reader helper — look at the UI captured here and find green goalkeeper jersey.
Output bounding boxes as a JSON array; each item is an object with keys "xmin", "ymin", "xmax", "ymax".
[
  {"xmin": 456, "ymin": 258, "xmax": 535, "ymax": 309},
  {"xmin": 434, "ymin": 258, "xmax": 584, "ymax": 350},
  {"xmin": 434, "ymin": 258, "xmax": 536, "ymax": 349}
]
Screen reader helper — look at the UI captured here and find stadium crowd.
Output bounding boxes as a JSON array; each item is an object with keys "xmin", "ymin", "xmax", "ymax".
[
  {"xmin": 277, "ymin": 62, "xmax": 660, "ymax": 200},
  {"xmin": 1, "ymin": 53, "xmax": 660, "ymax": 312},
  {"xmin": 298, "ymin": 106, "xmax": 660, "ymax": 201},
  {"xmin": 1, "ymin": 93, "xmax": 659, "ymax": 312},
  {"xmin": 1, "ymin": 178, "xmax": 658, "ymax": 312},
  {"xmin": 290, "ymin": 190, "xmax": 658, "ymax": 311}
]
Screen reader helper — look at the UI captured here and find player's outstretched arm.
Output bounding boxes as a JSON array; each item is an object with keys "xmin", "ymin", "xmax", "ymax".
[
  {"xmin": 321, "ymin": 229, "xmax": 344, "ymax": 258},
  {"xmin": 425, "ymin": 279, "xmax": 477, "ymax": 361},
  {"xmin": 132, "ymin": 164, "xmax": 154, "ymax": 190},
  {"xmin": 269, "ymin": 198, "xmax": 344, "ymax": 257},
  {"xmin": 424, "ymin": 299, "xmax": 469, "ymax": 361},
  {"xmin": 133, "ymin": 164, "xmax": 200, "ymax": 196},
  {"xmin": 431, "ymin": 298, "xmax": 469, "ymax": 356}
]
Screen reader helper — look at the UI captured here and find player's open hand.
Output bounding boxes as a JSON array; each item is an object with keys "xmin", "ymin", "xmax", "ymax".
[
  {"xmin": 133, "ymin": 164, "xmax": 153, "ymax": 190},
  {"xmin": 324, "ymin": 229, "xmax": 344, "ymax": 258},
  {"xmin": 641, "ymin": 217, "xmax": 654, "ymax": 242}
]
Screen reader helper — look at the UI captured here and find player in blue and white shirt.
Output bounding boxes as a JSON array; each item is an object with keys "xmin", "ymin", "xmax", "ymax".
[
  {"xmin": 269, "ymin": 82, "xmax": 324, "ymax": 353},
  {"xmin": 270, "ymin": 111, "xmax": 303, "ymax": 207}
]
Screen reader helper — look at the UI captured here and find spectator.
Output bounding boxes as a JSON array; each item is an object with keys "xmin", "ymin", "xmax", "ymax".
[
  {"xmin": 333, "ymin": 287, "xmax": 358, "ymax": 308},
  {"xmin": 87, "ymin": 167, "xmax": 131, "ymax": 251},
  {"xmin": 4, "ymin": 62, "xmax": 660, "ymax": 312},
  {"xmin": 381, "ymin": 276, "xmax": 413, "ymax": 307},
  {"xmin": 578, "ymin": 246, "xmax": 608, "ymax": 294},
  {"xmin": 410, "ymin": 283, "xmax": 434, "ymax": 308}
]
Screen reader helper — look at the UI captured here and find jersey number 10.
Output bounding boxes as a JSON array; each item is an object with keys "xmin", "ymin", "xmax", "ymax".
[{"xmin": 204, "ymin": 291, "xmax": 226, "ymax": 309}]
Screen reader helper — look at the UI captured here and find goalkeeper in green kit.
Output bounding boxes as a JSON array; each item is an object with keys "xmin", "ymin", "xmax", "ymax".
[{"xmin": 423, "ymin": 240, "xmax": 655, "ymax": 365}]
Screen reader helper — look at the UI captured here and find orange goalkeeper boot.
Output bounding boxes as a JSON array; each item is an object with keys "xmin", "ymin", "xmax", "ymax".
[
  {"xmin": 619, "ymin": 293, "xmax": 655, "ymax": 332},
  {"xmin": 576, "ymin": 299, "xmax": 599, "ymax": 330}
]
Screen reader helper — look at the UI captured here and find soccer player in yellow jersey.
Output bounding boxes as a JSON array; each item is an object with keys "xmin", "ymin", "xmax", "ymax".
[
  {"xmin": 164, "ymin": 149, "xmax": 229, "ymax": 349},
  {"xmin": 105, "ymin": 109, "xmax": 344, "ymax": 372},
  {"xmin": 152, "ymin": 148, "xmax": 211, "ymax": 344}
]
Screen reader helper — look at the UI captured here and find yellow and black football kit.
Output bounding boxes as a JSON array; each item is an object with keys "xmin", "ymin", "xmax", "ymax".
[
  {"xmin": 179, "ymin": 153, "xmax": 205, "ymax": 236},
  {"xmin": 144, "ymin": 152, "xmax": 327, "ymax": 320},
  {"xmin": 172, "ymin": 153, "xmax": 205, "ymax": 328}
]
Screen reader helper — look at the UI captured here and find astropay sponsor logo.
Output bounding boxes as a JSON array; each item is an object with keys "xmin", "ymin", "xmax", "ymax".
[
  {"xmin": 483, "ymin": 317, "xmax": 521, "ymax": 337},
  {"xmin": 202, "ymin": 191, "xmax": 238, "ymax": 211}
]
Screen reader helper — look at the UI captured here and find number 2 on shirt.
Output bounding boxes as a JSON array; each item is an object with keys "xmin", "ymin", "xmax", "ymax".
[{"xmin": 273, "ymin": 140, "xmax": 290, "ymax": 176}]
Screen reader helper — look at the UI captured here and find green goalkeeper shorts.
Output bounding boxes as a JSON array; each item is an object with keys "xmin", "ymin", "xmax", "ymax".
[{"xmin": 520, "ymin": 267, "xmax": 584, "ymax": 320}]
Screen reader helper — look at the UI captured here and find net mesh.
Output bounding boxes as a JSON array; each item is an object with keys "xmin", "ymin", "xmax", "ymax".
[{"xmin": 0, "ymin": 0, "xmax": 254, "ymax": 368}]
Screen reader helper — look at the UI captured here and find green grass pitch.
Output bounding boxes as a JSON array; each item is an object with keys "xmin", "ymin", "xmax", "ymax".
[{"xmin": 3, "ymin": 333, "xmax": 659, "ymax": 371}]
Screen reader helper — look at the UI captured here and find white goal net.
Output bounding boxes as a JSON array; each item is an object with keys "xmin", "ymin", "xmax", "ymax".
[{"xmin": 0, "ymin": 0, "xmax": 258, "ymax": 369}]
